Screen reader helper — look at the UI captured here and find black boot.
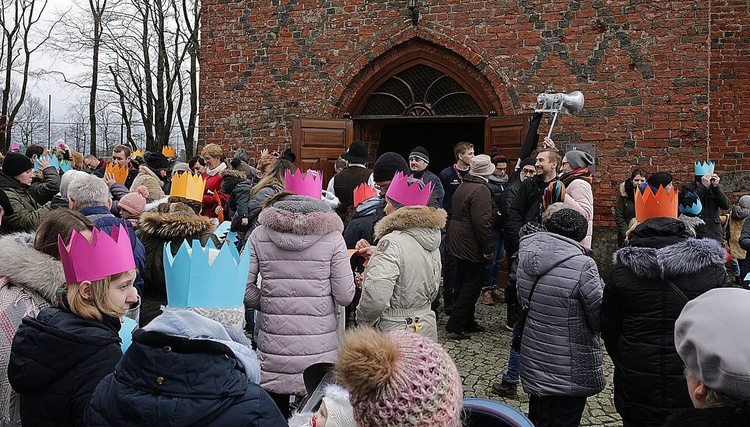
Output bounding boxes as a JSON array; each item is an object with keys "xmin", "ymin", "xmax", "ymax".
[{"xmin": 443, "ymin": 291, "xmax": 454, "ymax": 315}]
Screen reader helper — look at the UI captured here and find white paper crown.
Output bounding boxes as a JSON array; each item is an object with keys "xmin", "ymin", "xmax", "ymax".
[{"xmin": 163, "ymin": 239, "xmax": 249, "ymax": 309}]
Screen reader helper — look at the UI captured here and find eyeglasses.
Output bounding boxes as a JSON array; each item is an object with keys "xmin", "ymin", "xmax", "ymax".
[{"xmin": 521, "ymin": 169, "xmax": 536, "ymax": 175}]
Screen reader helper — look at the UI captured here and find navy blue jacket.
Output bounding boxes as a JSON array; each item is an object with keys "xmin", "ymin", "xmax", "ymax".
[
  {"xmin": 8, "ymin": 307, "xmax": 123, "ymax": 426},
  {"xmin": 85, "ymin": 330, "xmax": 288, "ymax": 426},
  {"xmin": 79, "ymin": 205, "xmax": 146, "ymax": 296}
]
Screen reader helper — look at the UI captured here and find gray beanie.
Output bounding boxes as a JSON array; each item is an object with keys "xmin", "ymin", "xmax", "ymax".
[
  {"xmin": 675, "ymin": 288, "xmax": 750, "ymax": 399},
  {"xmin": 545, "ymin": 208, "xmax": 588, "ymax": 243},
  {"xmin": 272, "ymin": 194, "xmax": 331, "ymax": 214},
  {"xmin": 408, "ymin": 146, "xmax": 430, "ymax": 164},
  {"xmin": 740, "ymin": 195, "xmax": 750, "ymax": 209},
  {"xmin": 565, "ymin": 150, "xmax": 595, "ymax": 169}
]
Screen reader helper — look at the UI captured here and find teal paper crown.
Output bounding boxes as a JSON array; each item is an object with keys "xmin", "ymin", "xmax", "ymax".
[
  {"xmin": 33, "ymin": 154, "xmax": 60, "ymax": 171},
  {"xmin": 213, "ymin": 220, "xmax": 239, "ymax": 246},
  {"xmin": 163, "ymin": 239, "xmax": 249, "ymax": 309},
  {"xmin": 694, "ymin": 161, "xmax": 714, "ymax": 176},
  {"xmin": 59, "ymin": 160, "xmax": 72, "ymax": 173}
]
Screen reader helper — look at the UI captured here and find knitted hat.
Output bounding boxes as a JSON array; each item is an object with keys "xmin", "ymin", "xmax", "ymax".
[
  {"xmin": 408, "ymin": 146, "xmax": 430, "ymax": 164},
  {"xmin": 675, "ymin": 288, "xmax": 750, "ymax": 399},
  {"xmin": 144, "ymin": 152, "xmax": 170, "ymax": 171},
  {"xmin": 565, "ymin": 150, "xmax": 594, "ymax": 169},
  {"xmin": 545, "ymin": 208, "xmax": 588, "ymax": 243},
  {"xmin": 119, "ymin": 186, "xmax": 149, "ymax": 217},
  {"xmin": 372, "ymin": 152, "xmax": 409, "ymax": 182},
  {"xmin": 320, "ymin": 384, "xmax": 356, "ymax": 427},
  {"xmin": 171, "ymin": 162, "xmax": 190, "ymax": 173},
  {"xmin": 739, "ymin": 195, "xmax": 750, "ymax": 209},
  {"xmin": 469, "ymin": 154, "xmax": 494, "ymax": 177},
  {"xmin": 341, "ymin": 140, "xmax": 372, "ymax": 164},
  {"xmin": 518, "ymin": 157, "xmax": 536, "ymax": 170},
  {"xmin": 0, "ymin": 188, "xmax": 12, "ymax": 215},
  {"xmin": 2, "ymin": 152, "xmax": 33, "ymax": 177},
  {"xmin": 336, "ymin": 329, "xmax": 463, "ymax": 427}
]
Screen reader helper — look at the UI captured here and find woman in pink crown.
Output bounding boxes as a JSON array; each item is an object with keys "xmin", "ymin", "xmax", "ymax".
[
  {"xmin": 355, "ymin": 172, "xmax": 445, "ymax": 341},
  {"xmin": 8, "ymin": 224, "xmax": 139, "ymax": 426}
]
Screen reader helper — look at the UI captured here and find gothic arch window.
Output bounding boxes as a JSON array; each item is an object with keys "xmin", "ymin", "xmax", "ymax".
[{"xmin": 358, "ymin": 64, "xmax": 484, "ymax": 117}]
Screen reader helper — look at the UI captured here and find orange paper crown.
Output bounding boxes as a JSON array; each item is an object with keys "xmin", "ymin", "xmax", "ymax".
[
  {"xmin": 105, "ymin": 163, "xmax": 129, "ymax": 184},
  {"xmin": 162, "ymin": 146, "xmax": 177, "ymax": 158},
  {"xmin": 635, "ymin": 185, "xmax": 678, "ymax": 222},
  {"xmin": 170, "ymin": 171, "xmax": 205, "ymax": 202},
  {"xmin": 133, "ymin": 149, "xmax": 145, "ymax": 158},
  {"xmin": 353, "ymin": 183, "xmax": 378, "ymax": 207}
]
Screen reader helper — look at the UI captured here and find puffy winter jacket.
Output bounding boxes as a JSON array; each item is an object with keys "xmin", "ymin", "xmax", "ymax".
[
  {"xmin": 8, "ymin": 306, "xmax": 122, "ymax": 426},
  {"xmin": 446, "ymin": 174, "xmax": 494, "ymax": 263},
  {"xmin": 0, "ymin": 172, "xmax": 51, "ymax": 235},
  {"xmin": 245, "ymin": 195, "xmax": 355, "ymax": 395},
  {"xmin": 357, "ymin": 206, "xmax": 446, "ymax": 341},
  {"xmin": 505, "ymin": 175, "xmax": 550, "ymax": 258},
  {"xmin": 602, "ymin": 218, "xmax": 730, "ymax": 425},
  {"xmin": 516, "ymin": 232, "xmax": 605, "ymax": 398},
  {"xmin": 680, "ymin": 181, "xmax": 731, "ymax": 241},
  {"xmin": 85, "ymin": 330, "xmax": 287, "ymax": 426},
  {"xmin": 0, "ymin": 233, "xmax": 63, "ymax": 426},
  {"xmin": 29, "ymin": 166, "xmax": 61, "ymax": 205}
]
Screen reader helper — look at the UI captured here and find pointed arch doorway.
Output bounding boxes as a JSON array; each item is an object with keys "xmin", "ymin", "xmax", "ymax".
[{"xmin": 292, "ymin": 42, "xmax": 531, "ymax": 184}]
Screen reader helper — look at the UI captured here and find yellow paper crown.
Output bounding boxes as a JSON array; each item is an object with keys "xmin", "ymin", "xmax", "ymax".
[
  {"xmin": 635, "ymin": 185, "xmax": 678, "ymax": 222},
  {"xmin": 170, "ymin": 171, "xmax": 205, "ymax": 202},
  {"xmin": 105, "ymin": 163, "xmax": 129, "ymax": 184},
  {"xmin": 133, "ymin": 149, "xmax": 145, "ymax": 158},
  {"xmin": 162, "ymin": 146, "xmax": 177, "ymax": 158}
]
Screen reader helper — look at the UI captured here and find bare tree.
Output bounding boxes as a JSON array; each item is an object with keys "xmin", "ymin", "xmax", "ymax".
[
  {"xmin": 87, "ymin": 0, "xmax": 107, "ymax": 155},
  {"xmin": 174, "ymin": 0, "xmax": 198, "ymax": 159},
  {"xmin": 0, "ymin": 0, "xmax": 58, "ymax": 153},
  {"xmin": 14, "ymin": 93, "xmax": 48, "ymax": 146}
]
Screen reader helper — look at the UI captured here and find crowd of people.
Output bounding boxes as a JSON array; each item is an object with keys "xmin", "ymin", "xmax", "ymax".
[{"xmin": 0, "ymin": 137, "xmax": 748, "ymax": 427}]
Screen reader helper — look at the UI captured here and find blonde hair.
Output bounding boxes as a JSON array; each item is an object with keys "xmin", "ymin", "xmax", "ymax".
[
  {"xmin": 61, "ymin": 269, "xmax": 134, "ymax": 321},
  {"xmin": 201, "ymin": 143, "xmax": 224, "ymax": 160},
  {"xmin": 250, "ymin": 158, "xmax": 293, "ymax": 197}
]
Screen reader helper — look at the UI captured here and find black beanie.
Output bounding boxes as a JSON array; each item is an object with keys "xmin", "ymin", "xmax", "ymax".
[
  {"xmin": 145, "ymin": 152, "xmax": 170, "ymax": 171},
  {"xmin": 408, "ymin": 146, "xmax": 430, "ymax": 164},
  {"xmin": 2, "ymin": 152, "xmax": 34, "ymax": 177},
  {"xmin": 545, "ymin": 208, "xmax": 588, "ymax": 243},
  {"xmin": 518, "ymin": 157, "xmax": 536, "ymax": 170},
  {"xmin": 372, "ymin": 152, "xmax": 409, "ymax": 182}
]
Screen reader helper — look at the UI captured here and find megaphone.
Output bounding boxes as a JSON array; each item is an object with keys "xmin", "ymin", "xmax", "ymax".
[{"xmin": 535, "ymin": 91, "xmax": 584, "ymax": 138}]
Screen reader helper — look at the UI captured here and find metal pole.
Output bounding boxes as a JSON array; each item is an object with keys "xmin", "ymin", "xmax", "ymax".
[{"xmin": 546, "ymin": 110, "xmax": 560, "ymax": 139}]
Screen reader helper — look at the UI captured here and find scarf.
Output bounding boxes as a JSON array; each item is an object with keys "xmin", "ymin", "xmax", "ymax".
[
  {"xmin": 559, "ymin": 168, "xmax": 592, "ymax": 186},
  {"xmin": 206, "ymin": 162, "xmax": 227, "ymax": 177}
]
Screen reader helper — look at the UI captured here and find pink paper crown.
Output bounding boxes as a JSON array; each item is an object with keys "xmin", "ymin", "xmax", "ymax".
[
  {"xmin": 58, "ymin": 225, "xmax": 135, "ymax": 284},
  {"xmin": 284, "ymin": 169, "xmax": 323, "ymax": 199},
  {"xmin": 385, "ymin": 171, "xmax": 433, "ymax": 207}
]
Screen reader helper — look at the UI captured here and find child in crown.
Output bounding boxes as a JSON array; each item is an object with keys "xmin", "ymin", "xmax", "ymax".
[{"xmin": 7, "ymin": 225, "xmax": 139, "ymax": 426}]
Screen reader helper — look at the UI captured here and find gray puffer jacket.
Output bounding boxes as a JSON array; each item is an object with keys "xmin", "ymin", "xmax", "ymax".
[{"xmin": 517, "ymin": 232, "xmax": 605, "ymax": 398}]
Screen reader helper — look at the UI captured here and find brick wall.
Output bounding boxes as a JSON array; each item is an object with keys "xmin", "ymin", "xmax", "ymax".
[{"xmin": 201, "ymin": 0, "xmax": 750, "ymax": 228}]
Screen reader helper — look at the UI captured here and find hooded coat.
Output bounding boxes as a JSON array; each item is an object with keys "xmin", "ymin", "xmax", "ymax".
[
  {"xmin": 602, "ymin": 218, "xmax": 730, "ymax": 425},
  {"xmin": 130, "ymin": 165, "xmax": 166, "ymax": 202},
  {"xmin": 356, "ymin": 206, "xmax": 446, "ymax": 341},
  {"xmin": 0, "ymin": 172, "xmax": 51, "ymax": 235},
  {"xmin": 0, "ymin": 233, "xmax": 64, "ymax": 427},
  {"xmin": 29, "ymin": 166, "xmax": 61, "ymax": 205},
  {"xmin": 614, "ymin": 179, "xmax": 636, "ymax": 246},
  {"xmin": 8, "ymin": 306, "xmax": 122, "ymax": 426},
  {"xmin": 85, "ymin": 330, "xmax": 287, "ymax": 426},
  {"xmin": 136, "ymin": 209, "xmax": 217, "ymax": 320},
  {"xmin": 516, "ymin": 232, "xmax": 605, "ymax": 398},
  {"xmin": 245, "ymin": 196, "xmax": 355, "ymax": 395}
]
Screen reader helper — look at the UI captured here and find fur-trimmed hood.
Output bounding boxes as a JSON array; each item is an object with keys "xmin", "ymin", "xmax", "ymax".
[
  {"xmin": 220, "ymin": 169, "xmax": 247, "ymax": 180},
  {"xmin": 139, "ymin": 210, "xmax": 215, "ymax": 239},
  {"xmin": 612, "ymin": 237, "xmax": 727, "ymax": 280},
  {"xmin": 132, "ymin": 165, "xmax": 166, "ymax": 202},
  {"xmin": 0, "ymin": 233, "xmax": 63, "ymax": 301},
  {"xmin": 374, "ymin": 206, "xmax": 447, "ymax": 239},
  {"xmin": 259, "ymin": 202, "xmax": 343, "ymax": 252}
]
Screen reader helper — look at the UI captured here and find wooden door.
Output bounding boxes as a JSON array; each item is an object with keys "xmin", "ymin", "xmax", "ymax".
[
  {"xmin": 292, "ymin": 117, "xmax": 354, "ymax": 184},
  {"xmin": 484, "ymin": 114, "xmax": 533, "ymax": 287}
]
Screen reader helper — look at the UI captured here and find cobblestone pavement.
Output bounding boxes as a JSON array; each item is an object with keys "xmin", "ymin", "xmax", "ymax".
[{"xmin": 436, "ymin": 299, "xmax": 623, "ymax": 426}]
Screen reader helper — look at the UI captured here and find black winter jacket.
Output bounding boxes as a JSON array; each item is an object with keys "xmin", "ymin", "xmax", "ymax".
[
  {"xmin": 446, "ymin": 174, "xmax": 494, "ymax": 263},
  {"xmin": 8, "ymin": 307, "xmax": 122, "ymax": 426},
  {"xmin": 505, "ymin": 175, "xmax": 550, "ymax": 258},
  {"xmin": 85, "ymin": 330, "xmax": 287, "ymax": 426},
  {"xmin": 680, "ymin": 181, "xmax": 731, "ymax": 241},
  {"xmin": 663, "ymin": 407, "xmax": 750, "ymax": 427},
  {"xmin": 602, "ymin": 218, "xmax": 730, "ymax": 425}
]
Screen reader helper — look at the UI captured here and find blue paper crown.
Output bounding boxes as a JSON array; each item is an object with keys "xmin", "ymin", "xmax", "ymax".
[
  {"xmin": 59, "ymin": 160, "xmax": 72, "ymax": 173},
  {"xmin": 679, "ymin": 191, "xmax": 703, "ymax": 216},
  {"xmin": 163, "ymin": 239, "xmax": 250, "ymax": 309},
  {"xmin": 33, "ymin": 154, "xmax": 60, "ymax": 171},
  {"xmin": 213, "ymin": 220, "xmax": 239, "ymax": 246},
  {"xmin": 694, "ymin": 161, "xmax": 714, "ymax": 176}
]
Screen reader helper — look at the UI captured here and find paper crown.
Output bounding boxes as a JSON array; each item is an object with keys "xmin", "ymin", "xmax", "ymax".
[
  {"xmin": 163, "ymin": 239, "xmax": 250, "ymax": 309},
  {"xmin": 694, "ymin": 161, "xmax": 714, "ymax": 176},
  {"xmin": 33, "ymin": 154, "xmax": 60, "ymax": 171},
  {"xmin": 353, "ymin": 183, "xmax": 378, "ymax": 207},
  {"xmin": 59, "ymin": 160, "xmax": 72, "ymax": 173},
  {"xmin": 105, "ymin": 163, "xmax": 129, "ymax": 184},
  {"xmin": 10, "ymin": 143, "xmax": 19, "ymax": 150},
  {"xmin": 635, "ymin": 184, "xmax": 678, "ymax": 222},
  {"xmin": 170, "ymin": 171, "xmax": 205, "ymax": 202},
  {"xmin": 284, "ymin": 169, "xmax": 323, "ymax": 199},
  {"xmin": 162, "ymin": 146, "xmax": 177, "ymax": 158},
  {"xmin": 679, "ymin": 191, "xmax": 703, "ymax": 216},
  {"xmin": 385, "ymin": 171, "xmax": 432, "ymax": 207},
  {"xmin": 213, "ymin": 220, "xmax": 239, "ymax": 246},
  {"xmin": 58, "ymin": 225, "xmax": 136, "ymax": 284},
  {"xmin": 133, "ymin": 149, "xmax": 145, "ymax": 158}
]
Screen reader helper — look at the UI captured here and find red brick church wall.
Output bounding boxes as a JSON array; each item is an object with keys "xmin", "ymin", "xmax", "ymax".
[{"xmin": 201, "ymin": 0, "xmax": 750, "ymax": 229}]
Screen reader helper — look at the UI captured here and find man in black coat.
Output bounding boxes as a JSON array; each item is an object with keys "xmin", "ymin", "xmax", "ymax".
[{"xmin": 679, "ymin": 162, "xmax": 730, "ymax": 241}]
